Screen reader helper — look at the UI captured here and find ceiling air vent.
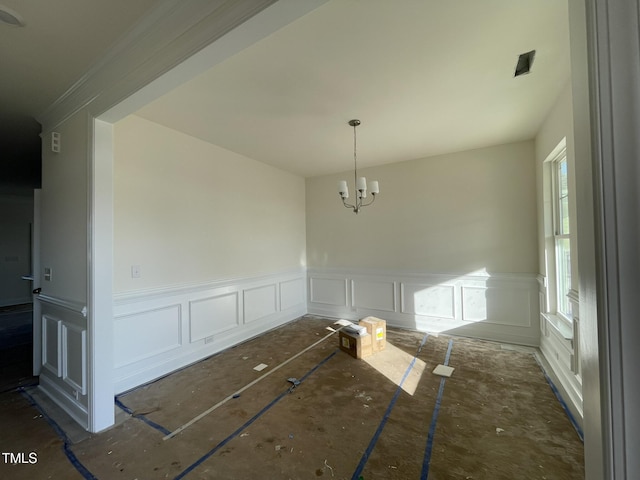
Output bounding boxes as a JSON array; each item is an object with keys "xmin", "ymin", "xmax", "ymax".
[{"xmin": 514, "ymin": 50, "xmax": 536, "ymax": 77}]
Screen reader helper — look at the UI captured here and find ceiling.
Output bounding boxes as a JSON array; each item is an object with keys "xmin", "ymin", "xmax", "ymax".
[
  {"xmin": 0, "ymin": 0, "xmax": 158, "ymax": 188},
  {"xmin": 1, "ymin": 0, "xmax": 570, "ymax": 183},
  {"xmin": 135, "ymin": 0, "xmax": 571, "ymax": 177}
]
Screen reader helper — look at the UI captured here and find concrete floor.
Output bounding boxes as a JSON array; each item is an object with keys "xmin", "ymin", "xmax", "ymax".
[{"xmin": 0, "ymin": 316, "xmax": 584, "ymax": 479}]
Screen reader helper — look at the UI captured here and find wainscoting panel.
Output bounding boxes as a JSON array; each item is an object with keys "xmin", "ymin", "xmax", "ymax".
[
  {"xmin": 62, "ymin": 323, "xmax": 87, "ymax": 395},
  {"xmin": 42, "ymin": 314, "xmax": 62, "ymax": 377},
  {"xmin": 243, "ymin": 284, "xmax": 277, "ymax": 324},
  {"xmin": 538, "ymin": 276, "xmax": 583, "ymax": 423},
  {"xmin": 280, "ymin": 277, "xmax": 306, "ymax": 311},
  {"xmin": 352, "ymin": 279, "xmax": 396, "ymax": 312},
  {"xmin": 114, "ymin": 304, "xmax": 182, "ymax": 368},
  {"xmin": 113, "ymin": 269, "xmax": 306, "ymax": 394},
  {"xmin": 461, "ymin": 285, "xmax": 531, "ymax": 327},
  {"xmin": 308, "ymin": 277, "xmax": 348, "ymax": 306},
  {"xmin": 308, "ymin": 268, "xmax": 539, "ymax": 346},
  {"xmin": 401, "ymin": 283, "xmax": 455, "ymax": 319},
  {"xmin": 189, "ymin": 293, "xmax": 239, "ymax": 342},
  {"xmin": 37, "ymin": 297, "xmax": 89, "ymax": 430}
]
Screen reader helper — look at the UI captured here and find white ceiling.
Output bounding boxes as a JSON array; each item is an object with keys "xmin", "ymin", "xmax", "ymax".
[
  {"xmin": 134, "ymin": 0, "xmax": 571, "ymax": 178},
  {"xmin": 0, "ymin": 0, "xmax": 157, "ymax": 158},
  {"xmin": 0, "ymin": 0, "xmax": 570, "ymax": 182},
  {"xmin": 0, "ymin": 0, "xmax": 159, "ymax": 189}
]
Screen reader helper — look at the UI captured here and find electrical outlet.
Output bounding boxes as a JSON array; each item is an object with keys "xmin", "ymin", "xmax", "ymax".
[{"xmin": 131, "ymin": 265, "xmax": 141, "ymax": 278}]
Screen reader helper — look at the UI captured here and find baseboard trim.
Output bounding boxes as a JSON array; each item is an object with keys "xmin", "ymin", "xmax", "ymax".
[
  {"xmin": 535, "ymin": 348, "xmax": 584, "ymax": 434},
  {"xmin": 38, "ymin": 374, "xmax": 88, "ymax": 430}
]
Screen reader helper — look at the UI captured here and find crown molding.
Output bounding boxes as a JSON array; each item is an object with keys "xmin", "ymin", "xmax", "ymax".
[{"xmin": 36, "ymin": 0, "xmax": 279, "ymax": 132}]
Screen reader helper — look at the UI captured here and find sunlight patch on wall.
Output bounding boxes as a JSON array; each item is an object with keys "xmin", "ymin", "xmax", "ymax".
[{"xmin": 410, "ymin": 269, "xmax": 491, "ymax": 332}]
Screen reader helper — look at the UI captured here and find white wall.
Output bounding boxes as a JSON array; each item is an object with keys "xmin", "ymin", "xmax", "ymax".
[
  {"xmin": 40, "ymin": 112, "xmax": 88, "ymax": 302},
  {"xmin": 535, "ymin": 81, "xmax": 579, "ymax": 284},
  {"xmin": 31, "ymin": 0, "xmax": 323, "ymax": 434},
  {"xmin": 38, "ymin": 109, "xmax": 91, "ymax": 429},
  {"xmin": 0, "ymin": 191, "xmax": 33, "ymax": 306},
  {"xmin": 306, "ymin": 141, "xmax": 537, "ymax": 273},
  {"xmin": 113, "ymin": 115, "xmax": 306, "ymax": 293},
  {"xmin": 306, "ymin": 141, "xmax": 540, "ymax": 345},
  {"xmin": 111, "ymin": 115, "xmax": 308, "ymax": 393},
  {"xmin": 535, "ymin": 82, "xmax": 574, "ymax": 275}
]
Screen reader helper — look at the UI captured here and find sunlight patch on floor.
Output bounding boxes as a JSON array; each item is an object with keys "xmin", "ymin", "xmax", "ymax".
[{"xmin": 363, "ymin": 342, "xmax": 426, "ymax": 395}]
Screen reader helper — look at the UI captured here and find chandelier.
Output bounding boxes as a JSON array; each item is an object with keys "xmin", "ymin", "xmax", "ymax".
[{"xmin": 337, "ymin": 119, "xmax": 379, "ymax": 214}]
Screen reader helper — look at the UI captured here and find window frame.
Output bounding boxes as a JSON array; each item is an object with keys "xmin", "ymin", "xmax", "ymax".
[{"xmin": 551, "ymin": 151, "xmax": 572, "ymax": 323}]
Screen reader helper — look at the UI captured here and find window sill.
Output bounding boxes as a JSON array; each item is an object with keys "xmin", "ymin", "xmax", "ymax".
[{"xmin": 542, "ymin": 313, "xmax": 573, "ymax": 341}]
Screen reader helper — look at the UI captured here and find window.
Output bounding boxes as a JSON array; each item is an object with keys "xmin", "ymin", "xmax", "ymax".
[
  {"xmin": 552, "ymin": 153, "xmax": 572, "ymax": 320},
  {"xmin": 543, "ymin": 139, "xmax": 573, "ymax": 326}
]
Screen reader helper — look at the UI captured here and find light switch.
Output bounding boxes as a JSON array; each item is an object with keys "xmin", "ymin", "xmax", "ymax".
[
  {"xmin": 44, "ymin": 267, "xmax": 52, "ymax": 281},
  {"xmin": 51, "ymin": 132, "xmax": 60, "ymax": 153},
  {"xmin": 131, "ymin": 265, "xmax": 141, "ymax": 278}
]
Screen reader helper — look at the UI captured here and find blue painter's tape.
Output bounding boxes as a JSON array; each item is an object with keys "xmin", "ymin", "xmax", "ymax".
[
  {"xmin": 174, "ymin": 349, "xmax": 339, "ymax": 480},
  {"xmin": 350, "ymin": 332, "xmax": 430, "ymax": 480},
  {"xmin": 421, "ymin": 338, "xmax": 454, "ymax": 480},
  {"xmin": 115, "ymin": 397, "xmax": 172, "ymax": 436},
  {"xmin": 18, "ymin": 387, "xmax": 97, "ymax": 480}
]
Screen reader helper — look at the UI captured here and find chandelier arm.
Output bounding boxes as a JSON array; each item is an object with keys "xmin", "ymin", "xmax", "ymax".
[
  {"xmin": 360, "ymin": 194, "xmax": 377, "ymax": 208},
  {"xmin": 341, "ymin": 197, "xmax": 356, "ymax": 210}
]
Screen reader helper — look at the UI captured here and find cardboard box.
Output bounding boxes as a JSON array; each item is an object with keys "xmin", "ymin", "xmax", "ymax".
[
  {"xmin": 339, "ymin": 330, "xmax": 372, "ymax": 359},
  {"xmin": 359, "ymin": 317, "xmax": 386, "ymax": 352}
]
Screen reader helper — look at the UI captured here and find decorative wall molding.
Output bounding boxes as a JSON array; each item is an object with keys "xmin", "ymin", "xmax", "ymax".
[
  {"xmin": 538, "ymin": 276, "xmax": 583, "ymax": 423},
  {"xmin": 402, "ymin": 282, "xmax": 455, "ymax": 319},
  {"xmin": 114, "ymin": 304, "xmax": 183, "ymax": 368},
  {"xmin": 567, "ymin": 288, "xmax": 581, "ymax": 376},
  {"xmin": 113, "ymin": 268, "xmax": 304, "ymax": 304},
  {"xmin": 38, "ymin": 302, "xmax": 89, "ymax": 430},
  {"xmin": 538, "ymin": 275, "xmax": 548, "ymax": 337},
  {"xmin": 567, "ymin": 288, "xmax": 580, "ymax": 305},
  {"xmin": 189, "ymin": 293, "xmax": 238, "ymax": 342},
  {"xmin": 113, "ymin": 269, "xmax": 306, "ymax": 394},
  {"xmin": 42, "ymin": 315, "xmax": 62, "ymax": 377},
  {"xmin": 243, "ymin": 284, "xmax": 277, "ymax": 323},
  {"xmin": 37, "ymin": 294, "xmax": 87, "ymax": 317},
  {"xmin": 352, "ymin": 278, "xmax": 397, "ymax": 313},
  {"xmin": 308, "ymin": 276, "xmax": 348, "ymax": 306},
  {"xmin": 539, "ymin": 324, "xmax": 583, "ymax": 419},
  {"xmin": 280, "ymin": 277, "xmax": 305, "ymax": 311},
  {"xmin": 307, "ymin": 268, "xmax": 540, "ymax": 346},
  {"xmin": 61, "ymin": 323, "xmax": 87, "ymax": 395}
]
